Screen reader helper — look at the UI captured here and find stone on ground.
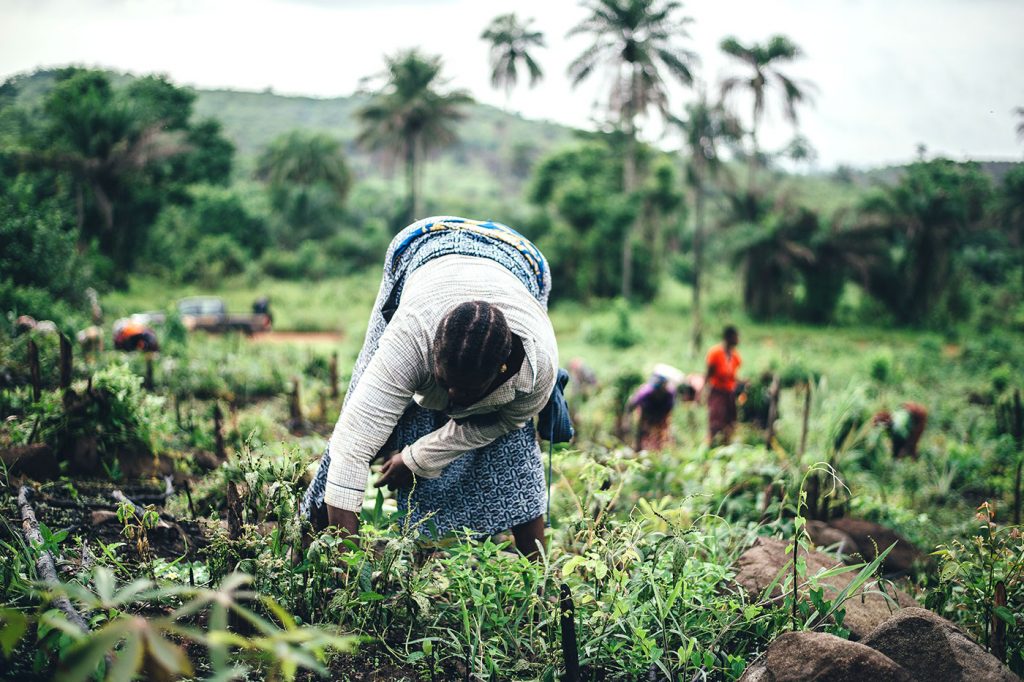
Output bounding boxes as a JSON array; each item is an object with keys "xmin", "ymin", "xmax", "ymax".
[
  {"xmin": 827, "ymin": 517, "xmax": 924, "ymax": 574},
  {"xmin": 861, "ymin": 607, "xmax": 1020, "ymax": 681},
  {"xmin": 738, "ymin": 631, "xmax": 913, "ymax": 682}
]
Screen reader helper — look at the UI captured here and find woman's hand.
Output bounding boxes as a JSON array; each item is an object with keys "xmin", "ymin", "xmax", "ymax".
[
  {"xmin": 326, "ymin": 505, "xmax": 360, "ymax": 538},
  {"xmin": 375, "ymin": 451, "xmax": 414, "ymax": 491}
]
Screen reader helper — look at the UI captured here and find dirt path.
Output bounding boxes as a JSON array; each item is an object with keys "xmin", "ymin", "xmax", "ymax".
[{"xmin": 250, "ymin": 331, "xmax": 344, "ymax": 344}]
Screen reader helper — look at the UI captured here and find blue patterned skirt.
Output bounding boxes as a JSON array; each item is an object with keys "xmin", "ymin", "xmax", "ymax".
[{"xmin": 302, "ymin": 217, "xmax": 550, "ymax": 537}]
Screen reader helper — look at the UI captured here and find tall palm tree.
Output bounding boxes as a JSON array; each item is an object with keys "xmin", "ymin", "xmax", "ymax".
[
  {"xmin": 255, "ymin": 131, "xmax": 351, "ymax": 244},
  {"xmin": 675, "ymin": 90, "xmax": 740, "ymax": 350},
  {"xmin": 568, "ymin": 0, "xmax": 697, "ymax": 298},
  {"xmin": 719, "ymin": 34, "xmax": 813, "ymax": 187},
  {"xmin": 357, "ymin": 50, "xmax": 473, "ymax": 221},
  {"xmin": 481, "ymin": 13, "xmax": 545, "ymax": 106}
]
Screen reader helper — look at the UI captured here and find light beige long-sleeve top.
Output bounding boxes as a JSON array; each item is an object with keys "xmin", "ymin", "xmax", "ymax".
[{"xmin": 323, "ymin": 254, "xmax": 559, "ymax": 512}]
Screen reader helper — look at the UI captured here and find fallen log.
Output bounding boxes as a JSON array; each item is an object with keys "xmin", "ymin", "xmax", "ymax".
[{"xmin": 17, "ymin": 485, "xmax": 91, "ymax": 634}]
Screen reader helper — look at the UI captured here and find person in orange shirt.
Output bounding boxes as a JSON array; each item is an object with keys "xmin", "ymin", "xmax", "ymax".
[{"xmin": 702, "ymin": 326, "xmax": 741, "ymax": 443}]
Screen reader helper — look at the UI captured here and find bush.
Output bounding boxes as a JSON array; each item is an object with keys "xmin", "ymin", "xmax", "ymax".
[
  {"xmin": 869, "ymin": 351, "xmax": 894, "ymax": 383},
  {"xmin": 179, "ymin": 234, "xmax": 250, "ymax": 286},
  {"xmin": 584, "ymin": 299, "xmax": 643, "ymax": 349}
]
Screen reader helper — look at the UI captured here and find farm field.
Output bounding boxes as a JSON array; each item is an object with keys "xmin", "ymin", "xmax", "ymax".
[
  {"xmin": 3, "ymin": 273, "xmax": 1022, "ymax": 680},
  {"xmin": 3, "ymin": 1, "xmax": 1024, "ymax": 678}
]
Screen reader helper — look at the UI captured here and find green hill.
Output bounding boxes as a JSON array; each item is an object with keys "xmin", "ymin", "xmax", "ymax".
[{"xmin": 5, "ymin": 68, "xmax": 577, "ymax": 206}]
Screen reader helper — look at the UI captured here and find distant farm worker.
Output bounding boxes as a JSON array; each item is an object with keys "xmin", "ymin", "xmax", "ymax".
[
  {"xmin": 627, "ymin": 373, "xmax": 676, "ymax": 451},
  {"xmin": 873, "ymin": 402, "xmax": 928, "ymax": 459},
  {"xmin": 301, "ymin": 216, "xmax": 559, "ymax": 558},
  {"xmin": 703, "ymin": 326, "xmax": 742, "ymax": 443},
  {"xmin": 113, "ymin": 318, "xmax": 159, "ymax": 352}
]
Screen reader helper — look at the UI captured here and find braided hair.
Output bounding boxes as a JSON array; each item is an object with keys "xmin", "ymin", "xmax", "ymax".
[{"xmin": 433, "ymin": 301, "xmax": 512, "ymax": 387}]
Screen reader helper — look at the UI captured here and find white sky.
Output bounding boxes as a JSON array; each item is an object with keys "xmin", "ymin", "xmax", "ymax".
[{"xmin": 1, "ymin": 0, "xmax": 1022, "ymax": 169}]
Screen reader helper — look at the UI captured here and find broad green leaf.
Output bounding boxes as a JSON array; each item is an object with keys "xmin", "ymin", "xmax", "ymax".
[
  {"xmin": 994, "ymin": 606, "xmax": 1016, "ymax": 626},
  {"xmin": 0, "ymin": 608, "xmax": 28, "ymax": 657}
]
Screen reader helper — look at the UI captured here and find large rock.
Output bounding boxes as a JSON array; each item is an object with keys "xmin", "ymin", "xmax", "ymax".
[
  {"xmin": 862, "ymin": 607, "xmax": 1020, "ymax": 681},
  {"xmin": 734, "ymin": 537, "xmax": 919, "ymax": 639},
  {"xmin": 739, "ymin": 631, "xmax": 913, "ymax": 682},
  {"xmin": 827, "ymin": 518, "xmax": 924, "ymax": 575},
  {"xmin": 806, "ymin": 520, "xmax": 856, "ymax": 556}
]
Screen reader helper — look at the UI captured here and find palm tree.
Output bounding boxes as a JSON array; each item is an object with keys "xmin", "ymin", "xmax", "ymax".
[
  {"xmin": 255, "ymin": 131, "xmax": 351, "ymax": 244},
  {"xmin": 719, "ymin": 35, "xmax": 813, "ymax": 187},
  {"xmin": 255, "ymin": 131, "xmax": 350, "ymax": 195},
  {"xmin": 357, "ymin": 50, "xmax": 473, "ymax": 221},
  {"xmin": 568, "ymin": 0, "xmax": 697, "ymax": 298},
  {"xmin": 481, "ymin": 13, "xmax": 545, "ymax": 106},
  {"xmin": 675, "ymin": 90, "xmax": 740, "ymax": 350},
  {"xmin": 35, "ymin": 70, "xmax": 186, "ymax": 264}
]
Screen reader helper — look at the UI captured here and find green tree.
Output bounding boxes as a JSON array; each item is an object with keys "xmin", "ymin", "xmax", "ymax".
[
  {"xmin": 674, "ymin": 91, "xmax": 740, "ymax": 348},
  {"xmin": 481, "ymin": 13, "xmax": 545, "ymax": 106},
  {"xmin": 11, "ymin": 69, "xmax": 233, "ymax": 274},
  {"xmin": 255, "ymin": 130, "xmax": 350, "ymax": 246},
  {"xmin": 859, "ymin": 159, "xmax": 993, "ymax": 325},
  {"xmin": 997, "ymin": 165, "xmax": 1024, "ymax": 285},
  {"xmin": 357, "ymin": 50, "xmax": 473, "ymax": 222},
  {"xmin": 719, "ymin": 35, "xmax": 813, "ymax": 187},
  {"xmin": 0, "ymin": 177, "xmax": 85, "ymax": 324},
  {"xmin": 530, "ymin": 137, "xmax": 681, "ymax": 301},
  {"xmin": 567, "ymin": 0, "xmax": 697, "ymax": 298}
]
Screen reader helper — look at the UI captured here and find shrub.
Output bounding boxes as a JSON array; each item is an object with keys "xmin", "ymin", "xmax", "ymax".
[{"xmin": 869, "ymin": 351, "xmax": 893, "ymax": 383}]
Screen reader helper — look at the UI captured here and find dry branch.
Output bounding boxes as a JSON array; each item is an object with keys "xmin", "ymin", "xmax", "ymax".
[{"xmin": 17, "ymin": 485, "xmax": 91, "ymax": 634}]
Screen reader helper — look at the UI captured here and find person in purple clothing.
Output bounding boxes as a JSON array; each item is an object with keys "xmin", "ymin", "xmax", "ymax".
[{"xmin": 627, "ymin": 374, "xmax": 676, "ymax": 451}]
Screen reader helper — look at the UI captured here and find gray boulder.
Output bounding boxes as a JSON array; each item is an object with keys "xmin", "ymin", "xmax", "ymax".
[
  {"xmin": 862, "ymin": 607, "xmax": 1020, "ymax": 681},
  {"xmin": 739, "ymin": 631, "xmax": 913, "ymax": 682}
]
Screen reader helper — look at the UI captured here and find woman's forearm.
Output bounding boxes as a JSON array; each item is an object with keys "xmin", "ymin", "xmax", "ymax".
[{"xmin": 326, "ymin": 505, "xmax": 360, "ymax": 538}]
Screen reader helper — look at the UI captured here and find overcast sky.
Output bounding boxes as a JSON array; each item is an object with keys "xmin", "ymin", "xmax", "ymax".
[{"xmin": 2, "ymin": 0, "xmax": 1022, "ymax": 169}]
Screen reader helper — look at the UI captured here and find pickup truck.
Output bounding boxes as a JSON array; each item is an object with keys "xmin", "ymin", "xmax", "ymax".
[{"xmin": 177, "ymin": 297, "xmax": 272, "ymax": 335}]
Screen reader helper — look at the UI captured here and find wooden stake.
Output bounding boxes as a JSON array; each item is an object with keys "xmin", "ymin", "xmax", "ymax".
[
  {"xmin": 329, "ymin": 352, "xmax": 339, "ymax": 399},
  {"xmin": 59, "ymin": 333, "xmax": 72, "ymax": 390},
  {"xmin": 1013, "ymin": 390, "xmax": 1022, "ymax": 525},
  {"xmin": 807, "ymin": 472, "xmax": 820, "ymax": 522},
  {"xmin": 27, "ymin": 339, "xmax": 41, "ymax": 403},
  {"xmin": 213, "ymin": 404, "xmax": 225, "ymax": 460},
  {"xmin": 560, "ymin": 582, "xmax": 580, "ymax": 682},
  {"xmin": 798, "ymin": 382, "xmax": 812, "ymax": 458},
  {"xmin": 226, "ymin": 481, "xmax": 242, "ymax": 540},
  {"xmin": 144, "ymin": 355, "xmax": 154, "ymax": 391},
  {"xmin": 765, "ymin": 374, "xmax": 781, "ymax": 447},
  {"xmin": 992, "ymin": 580, "xmax": 1007, "ymax": 662},
  {"xmin": 290, "ymin": 377, "xmax": 303, "ymax": 423}
]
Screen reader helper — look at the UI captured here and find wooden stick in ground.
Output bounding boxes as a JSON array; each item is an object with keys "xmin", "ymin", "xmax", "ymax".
[
  {"xmin": 17, "ymin": 486, "xmax": 91, "ymax": 634},
  {"xmin": 765, "ymin": 374, "xmax": 781, "ymax": 447},
  {"xmin": 28, "ymin": 339, "xmax": 41, "ymax": 403},
  {"xmin": 992, "ymin": 580, "xmax": 1007, "ymax": 663},
  {"xmin": 798, "ymin": 381, "xmax": 812, "ymax": 458},
  {"xmin": 1013, "ymin": 389, "xmax": 1022, "ymax": 525},
  {"xmin": 59, "ymin": 333, "xmax": 72, "ymax": 391},
  {"xmin": 213, "ymin": 404, "xmax": 225, "ymax": 460},
  {"xmin": 144, "ymin": 355, "xmax": 154, "ymax": 391},
  {"xmin": 329, "ymin": 352, "xmax": 339, "ymax": 399},
  {"xmin": 559, "ymin": 582, "xmax": 580, "ymax": 682}
]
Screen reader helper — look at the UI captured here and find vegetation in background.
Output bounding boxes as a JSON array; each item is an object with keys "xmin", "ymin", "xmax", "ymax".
[{"xmin": 356, "ymin": 49, "xmax": 474, "ymax": 222}]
